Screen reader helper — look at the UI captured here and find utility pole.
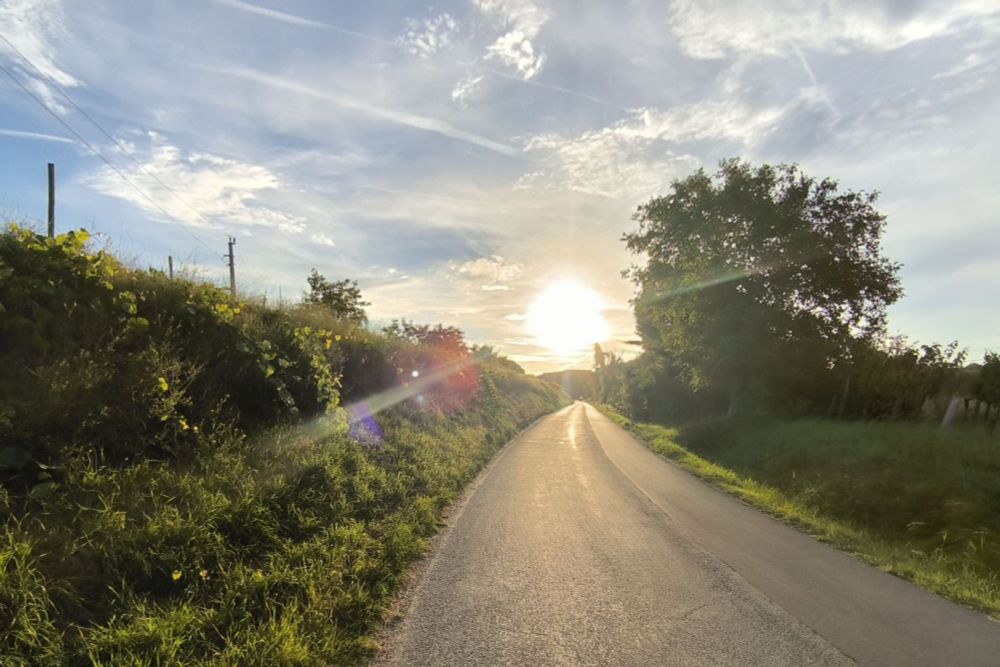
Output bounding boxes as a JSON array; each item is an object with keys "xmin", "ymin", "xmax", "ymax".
[
  {"xmin": 226, "ymin": 236, "xmax": 237, "ymax": 301},
  {"xmin": 47, "ymin": 162, "xmax": 55, "ymax": 238},
  {"xmin": 167, "ymin": 255, "xmax": 174, "ymax": 280}
]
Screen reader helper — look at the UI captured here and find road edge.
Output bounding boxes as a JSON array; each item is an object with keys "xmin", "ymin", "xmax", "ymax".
[{"xmin": 369, "ymin": 405, "xmax": 569, "ymax": 664}]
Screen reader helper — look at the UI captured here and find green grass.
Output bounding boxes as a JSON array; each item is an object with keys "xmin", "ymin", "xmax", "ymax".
[
  {"xmin": 598, "ymin": 406, "xmax": 1000, "ymax": 618},
  {"xmin": 1, "ymin": 382, "xmax": 565, "ymax": 666}
]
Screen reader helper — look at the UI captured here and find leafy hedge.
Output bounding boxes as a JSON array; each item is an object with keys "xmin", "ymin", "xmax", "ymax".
[{"xmin": 0, "ymin": 225, "xmax": 568, "ymax": 665}]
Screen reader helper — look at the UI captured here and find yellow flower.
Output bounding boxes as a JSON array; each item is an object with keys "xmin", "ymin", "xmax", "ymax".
[
  {"xmin": 233, "ymin": 307, "xmax": 241, "ymax": 315},
  {"xmin": 199, "ymin": 569, "xmax": 209, "ymax": 580},
  {"xmin": 179, "ymin": 418, "xmax": 189, "ymax": 431},
  {"xmin": 252, "ymin": 569, "xmax": 264, "ymax": 582},
  {"xmin": 324, "ymin": 338, "xmax": 332, "ymax": 350},
  {"xmin": 172, "ymin": 570, "xmax": 182, "ymax": 581},
  {"xmin": 192, "ymin": 425, "xmax": 199, "ymax": 433},
  {"xmin": 334, "ymin": 334, "xmax": 342, "ymax": 341},
  {"xmin": 157, "ymin": 377, "xmax": 169, "ymax": 392}
]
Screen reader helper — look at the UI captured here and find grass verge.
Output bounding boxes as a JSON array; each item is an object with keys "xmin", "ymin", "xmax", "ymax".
[{"xmin": 596, "ymin": 406, "xmax": 1000, "ymax": 618}]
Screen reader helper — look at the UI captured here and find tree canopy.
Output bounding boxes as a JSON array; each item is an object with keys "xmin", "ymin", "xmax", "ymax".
[
  {"xmin": 304, "ymin": 269, "xmax": 369, "ymax": 323},
  {"xmin": 624, "ymin": 159, "xmax": 902, "ymax": 415}
]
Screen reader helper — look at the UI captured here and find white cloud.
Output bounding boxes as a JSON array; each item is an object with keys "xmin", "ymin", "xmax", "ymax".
[
  {"xmin": 399, "ymin": 13, "xmax": 459, "ymax": 58},
  {"xmin": 475, "ymin": 0, "xmax": 551, "ymax": 79},
  {"xmin": 485, "ymin": 30, "xmax": 547, "ymax": 79},
  {"xmin": 475, "ymin": 0, "xmax": 550, "ymax": 37},
  {"xmin": 0, "ymin": 0, "xmax": 81, "ymax": 113},
  {"xmin": 669, "ymin": 0, "xmax": 1000, "ymax": 59},
  {"xmin": 86, "ymin": 132, "xmax": 305, "ymax": 232},
  {"xmin": 518, "ymin": 101, "xmax": 783, "ymax": 198},
  {"xmin": 455, "ymin": 255, "xmax": 522, "ymax": 289},
  {"xmin": 451, "ymin": 74, "xmax": 484, "ymax": 107},
  {"xmin": 311, "ymin": 232, "xmax": 336, "ymax": 246}
]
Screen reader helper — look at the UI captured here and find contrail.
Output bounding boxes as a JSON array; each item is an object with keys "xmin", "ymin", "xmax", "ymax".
[
  {"xmin": 212, "ymin": 0, "xmax": 623, "ymax": 111},
  {"xmin": 212, "ymin": 64, "xmax": 520, "ymax": 156}
]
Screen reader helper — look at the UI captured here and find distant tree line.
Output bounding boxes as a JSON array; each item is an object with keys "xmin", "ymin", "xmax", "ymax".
[{"xmin": 597, "ymin": 159, "xmax": 1000, "ymax": 431}]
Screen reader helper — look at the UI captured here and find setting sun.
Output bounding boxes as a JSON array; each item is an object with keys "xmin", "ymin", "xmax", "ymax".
[{"xmin": 526, "ymin": 280, "xmax": 610, "ymax": 356}]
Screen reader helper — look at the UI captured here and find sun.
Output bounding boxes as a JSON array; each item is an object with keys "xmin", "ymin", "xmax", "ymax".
[{"xmin": 526, "ymin": 280, "xmax": 610, "ymax": 356}]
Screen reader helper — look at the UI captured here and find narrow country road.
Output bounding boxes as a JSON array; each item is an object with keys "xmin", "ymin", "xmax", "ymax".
[{"xmin": 379, "ymin": 403, "xmax": 1000, "ymax": 666}]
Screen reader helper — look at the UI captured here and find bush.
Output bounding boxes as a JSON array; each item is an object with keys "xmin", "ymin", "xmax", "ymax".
[{"xmin": 0, "ymin": 223, "xmax": 569, "ymax": 664}]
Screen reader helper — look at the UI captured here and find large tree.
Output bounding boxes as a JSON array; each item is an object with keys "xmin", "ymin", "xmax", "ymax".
[{"xmin": 624, "ymin": 159, "xmax": 902, "ymax": 416}]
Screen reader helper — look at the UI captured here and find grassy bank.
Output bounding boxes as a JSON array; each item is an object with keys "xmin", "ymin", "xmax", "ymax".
[
  {"xmin": 0, "ymin": 225, "xmax": 568, "ymax": 665},
  {"xmin": 598, "ymin": 407, "xmax": 1000, "ymax": 617}
]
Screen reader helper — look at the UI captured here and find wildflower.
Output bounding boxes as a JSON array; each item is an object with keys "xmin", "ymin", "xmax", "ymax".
[
  {"xmin": 179, "ymin": 418, "xmax": 190, "ymax": 431},
  {"xmin": 199, "ymin": 569, "xmax": 209, "ymax": 580},
  {"xmin": 233, "ymin": 307, "xmax": 241, "ymax": 315},
  {"xmin": 252, "ymin": 569, "xmax": 264, "ymax": 582},
  {"xmin": 172, "ymin": 570, "xmax": 182, "ymax": 581},
  {"xmin": 324, "ymin": 338, "xmax": 332, "ymax": 350},
  {"xmin": 192, "ymin": 425, "xmax": 199, "ymax": 433},
  {"xmin": 157, "ymin": 377, "xmax": 169, "ymax": 392},
  {"xmin": 334, "ymin": 334, "xmax": 342, "ymax": 341}
]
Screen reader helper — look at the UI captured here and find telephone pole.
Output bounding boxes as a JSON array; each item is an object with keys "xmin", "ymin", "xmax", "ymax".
[
  {"xmin": 47, "ymin": 162, "xmax": 55, "ymax": 238},
  {"xmin": 226, "ymin": 236, "xmax": 237, "ymax": 301}
]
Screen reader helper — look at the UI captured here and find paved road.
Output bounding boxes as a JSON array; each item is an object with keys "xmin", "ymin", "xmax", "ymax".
[{"xmin": 380, "ymin": 402, "xmax": 1000, "ymax": 666}]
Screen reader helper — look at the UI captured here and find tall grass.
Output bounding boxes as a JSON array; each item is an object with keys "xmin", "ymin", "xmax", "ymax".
[{"xmin": 600, "ymin": 408, "xmax": 1000, "ymax": 617}]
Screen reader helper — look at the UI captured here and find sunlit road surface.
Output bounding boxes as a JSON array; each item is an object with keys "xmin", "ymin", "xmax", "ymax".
[{"xmin": 380, "ymin": 403, "xmax": 1000, "ymax": 666}]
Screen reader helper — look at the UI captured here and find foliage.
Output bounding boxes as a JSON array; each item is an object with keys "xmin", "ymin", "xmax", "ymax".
[
  {"xmin": 303, "ymin": 269, "xmax": 369, "ymax": 324},
  {"xmin": 0, "ymin": 226, "xmax": 344, "ymax": 486},
  {"xmin": 0, "ymin": 223, "xmax": 569, "ymax": 665},
  {"xmin": 624, "ymin": 159, "xmax": 902, "ymax": 416},
  {"xmin": 841, "ymin": 337, "xmax": 967, "ymax": 420},
  {"xmin": 974, "ymin": 352, "xmax": 1000, "ymax": 431}
]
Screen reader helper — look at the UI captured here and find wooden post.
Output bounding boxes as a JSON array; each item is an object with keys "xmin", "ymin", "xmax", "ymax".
[
  {"xmin": 167, "ymin": 255, "xmax": 174, "ymax": 280},
  {"xmin": 47, "ymin": 162, "xmax": 55, "ymax": 238},
  {"xmin": 227, "ymin": 236, "xmax": 237, "ymax": 301}
]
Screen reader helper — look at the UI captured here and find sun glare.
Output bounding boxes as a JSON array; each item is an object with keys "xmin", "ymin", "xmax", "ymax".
[{"xmin": 526, "ymin": 280, "xmax": 610, "ymax": 356}]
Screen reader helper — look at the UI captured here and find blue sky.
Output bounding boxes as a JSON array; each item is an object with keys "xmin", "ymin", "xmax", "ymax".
[{"xmin": 1, "ymin": 0, "xmax": 998, "ymax": 373}]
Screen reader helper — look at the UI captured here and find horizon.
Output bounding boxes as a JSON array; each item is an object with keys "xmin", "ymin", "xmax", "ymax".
[{"xmin": 2, "ymin": 0, "xmax": 998, "ymax": 373}]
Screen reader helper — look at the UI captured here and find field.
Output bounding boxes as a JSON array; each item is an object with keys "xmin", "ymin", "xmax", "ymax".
[{"xmin": 600, "ymin": 408, "xmax": 1000, "ymax": 617}]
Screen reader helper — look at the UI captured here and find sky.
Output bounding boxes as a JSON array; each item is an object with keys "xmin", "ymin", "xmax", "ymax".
[{"xmin": 1, "ymin": 0, "xmax": 998, "ymax": 374}]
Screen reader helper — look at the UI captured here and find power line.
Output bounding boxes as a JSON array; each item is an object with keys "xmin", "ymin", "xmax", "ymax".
[
  {"xmin": 0, "ymin": 34, "xmax": 222, "ymax": 234},
  {"xmin": 0, "ymin": 58, "xmax": 216, "ymax": 254}
]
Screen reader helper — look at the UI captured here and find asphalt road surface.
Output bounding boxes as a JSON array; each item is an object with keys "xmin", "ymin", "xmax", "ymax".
[{"xmin": 380, "ymin": 402, "xmax": 1000, "ymax": 666}]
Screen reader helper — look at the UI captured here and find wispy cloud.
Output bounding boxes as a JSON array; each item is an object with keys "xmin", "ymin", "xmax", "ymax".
[
  {"xmin": 399, "ymin": 13, "xmax": 459, "ymax": 59},
  {"xmin": 451, "ymin": 74, "xmax": 483, "ymax": 108},
  {"xmin": 0, "ymin": 0, "xmax": 81, "ymax": 113},
  {"xmin": 85, "ymin": 131, "xmax": 304, "ymax": 232},
  {"xmin": 669, "ymin": 0, "xmax": 1000, "ymax": 59},
  {"xmin": 475, "ymin": 0, "xmax": 551, "ymax": 80},
  {"xmin": 0, "ymin": 127, "xmax": 73, "ymax": 143},
  {"xmin": 213, "ymin": 64, "xmax": 520, "ymax": 156},
  {"xmin": 517, "ymin": 100, "xmax": 783, "ymax": 198},
  {"xmin": 310, "ymin": 232, "xmax": 335, "ymax": 247}
]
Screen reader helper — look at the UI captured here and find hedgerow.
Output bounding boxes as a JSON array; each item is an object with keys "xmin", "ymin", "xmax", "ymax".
[{"xmin": 0, "ymin": 224, "xmax": 568, "ymax": 665}]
